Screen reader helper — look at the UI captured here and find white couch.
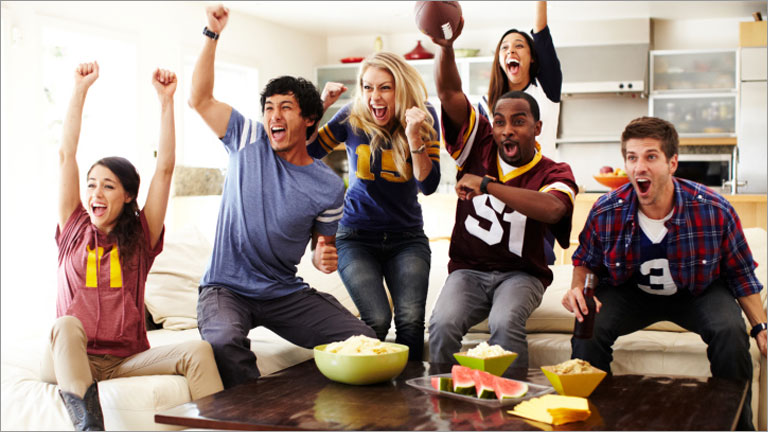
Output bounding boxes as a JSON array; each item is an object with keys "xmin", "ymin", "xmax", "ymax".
[{"xmin": 2, "ymin": 197, "xmax": 765, "ymax": 430}]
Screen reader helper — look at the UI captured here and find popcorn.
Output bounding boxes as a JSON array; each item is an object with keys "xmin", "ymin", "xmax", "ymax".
[
  {"xmin": 325, "ymin": 335, "xmax": 399, "ymax": 355},
  {"xmin": 466, "ymin": 342, "xmax": 514, "ymax": 358},
  {"xmin": 549, "ymin": 359, "xmax": 595, "ymax": 374}
]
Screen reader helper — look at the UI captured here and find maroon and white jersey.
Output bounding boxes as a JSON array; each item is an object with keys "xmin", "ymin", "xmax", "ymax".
[{"xmin": 442, "ymin": 97, "xmax": 577, "ymax": 287}]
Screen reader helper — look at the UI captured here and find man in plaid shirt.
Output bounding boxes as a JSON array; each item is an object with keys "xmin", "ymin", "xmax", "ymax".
[{"xmin": 562, "ymin": 116, "xmax": 765, "ymax": 430}]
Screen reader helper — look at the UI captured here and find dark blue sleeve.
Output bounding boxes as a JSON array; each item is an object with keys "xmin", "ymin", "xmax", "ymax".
[
  {"xmin": 532, "ymin": 25, "xmax": 562, "ymax": 103},
  {"xmin": 416, "ymin": 103, "xmax": 441, "ymax": 195}
]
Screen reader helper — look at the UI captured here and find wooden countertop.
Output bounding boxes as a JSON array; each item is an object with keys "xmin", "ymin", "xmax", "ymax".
[{"xmin": 576, "ymin": 193, "xmax": 766, "ymax": 203}]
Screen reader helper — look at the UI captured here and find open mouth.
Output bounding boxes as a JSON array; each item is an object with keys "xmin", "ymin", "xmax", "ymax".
[
  {"xmin": 636, "ymin": 178, "xmax": 651, "ymax": 194},
  {"xmin": 506, "ymin": 58, "xmax": 520, "ymax": 76},
  {"xmin": 371, "ymin": 105, "xmax": 388, "ymax": 122},
  {"xmin": 501, "ymin": 140, "xmax": 519, "ymax": 159},
  {"xmin": 270, "ymin": 126, "xmax": 286, "ymax": 142},
  {"xmin": 92, "ymin": 203, "xmax": 107, "ymax": 217}
]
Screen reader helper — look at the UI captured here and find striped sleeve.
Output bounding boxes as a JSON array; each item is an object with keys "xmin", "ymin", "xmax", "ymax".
[
  {"xmin": 441, "ymin": 96, "xmax": 481, "ymax": 170},
  {"xmin": 221, "ymin": 108, "xmax": 260, "ymax": 153},
  {"xmin": 314, "ymin": 202, "xmax": 344, "ymax": 236},
  {"xmin": 540, "ymin": 181, "xmax": 576, "ymax": 204},
  {"xmin": 307, "ymin": 104, "xmax": 350, "ymax": 159}
]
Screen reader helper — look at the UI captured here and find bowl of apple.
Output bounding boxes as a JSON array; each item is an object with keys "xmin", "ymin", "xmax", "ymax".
[{"xmin": 593, "ymin": 165, "xmax": 629, "ymax": 190}]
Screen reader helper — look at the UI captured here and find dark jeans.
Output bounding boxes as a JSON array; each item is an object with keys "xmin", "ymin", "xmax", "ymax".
[
  {"xmin": 336, "ymin": 225, "xmax": 431, "ymax": 361},
  {"xmin": 197, "ymin": 285, "xmax": 376, "ymax": 389},
  {"xmin": 571, "ymin": 278, "xmax": 754, "ymax": 430}
]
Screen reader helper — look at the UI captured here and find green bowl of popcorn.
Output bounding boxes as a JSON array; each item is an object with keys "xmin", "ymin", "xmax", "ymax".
[
  {"xmin": 314, "ymin": 335, "xmax": 409, "ymax": 385},
  {"xmin": 453, "ymin": 342, "xmax": 518, "ymax": 376}
]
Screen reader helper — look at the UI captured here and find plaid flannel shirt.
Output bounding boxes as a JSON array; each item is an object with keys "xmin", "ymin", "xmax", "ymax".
[{"xmin": 572, "ymin": 177, "xmax": 762, "ymax": 298}]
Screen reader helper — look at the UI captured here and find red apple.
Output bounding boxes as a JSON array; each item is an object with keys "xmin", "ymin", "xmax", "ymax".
[{"xmin": 599, "ymin": 165, "xmax": 614, "ymax": 174}]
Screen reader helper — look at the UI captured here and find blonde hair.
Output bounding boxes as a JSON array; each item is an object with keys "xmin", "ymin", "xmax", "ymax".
[{"xmin": 347, "ymin": 51, "xmax": 438, "ymax": 177}]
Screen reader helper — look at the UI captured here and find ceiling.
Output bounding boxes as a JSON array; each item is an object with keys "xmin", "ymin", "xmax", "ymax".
[{"xmin": 222, "ymin": 1, "xmax": 767, "ymax": 36}]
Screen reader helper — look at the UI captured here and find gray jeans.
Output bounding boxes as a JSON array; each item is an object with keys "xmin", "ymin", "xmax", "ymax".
[
  {"xmin": 197, "ymin": 285, "xmax": 376, "ymax": 389},
  {"xmin": 428, "ymin": 269, "xmax": 546, "ymax": 368}
]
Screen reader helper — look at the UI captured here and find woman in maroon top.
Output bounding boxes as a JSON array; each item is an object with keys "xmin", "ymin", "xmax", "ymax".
[{"xmin": 44, "ymin": 62, "xmax": 223, "ymax": 431}]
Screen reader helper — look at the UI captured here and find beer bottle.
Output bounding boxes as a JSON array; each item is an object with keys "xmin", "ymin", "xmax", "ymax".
[{"xmin": 573, "ymin": 273, "xmax": 597, "ymax": 339}]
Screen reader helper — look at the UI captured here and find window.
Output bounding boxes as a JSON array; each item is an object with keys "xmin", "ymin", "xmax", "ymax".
[
  {"xmin": 40, "ymin": 24, "xmax": 138, "ymax": 170},
  {"xmin": 182, "ymin": 57, "xmax": 259, "ymax": 169}
]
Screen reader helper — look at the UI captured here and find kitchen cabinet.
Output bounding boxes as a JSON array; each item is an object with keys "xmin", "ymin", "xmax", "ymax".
[{"xmin": 649, "ymin": 49, "xmax": 737, "ymax": 138}]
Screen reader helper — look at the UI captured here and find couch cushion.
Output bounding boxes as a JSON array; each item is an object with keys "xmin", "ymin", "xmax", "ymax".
[{"xmin": 145, "ymin": 227, "xmax": 211, "ymax": 330}]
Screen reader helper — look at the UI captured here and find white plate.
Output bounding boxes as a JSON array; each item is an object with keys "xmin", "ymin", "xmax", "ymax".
[{"xmin": 406, "ymin": 373, "xmax": 555, "ymax": 407}]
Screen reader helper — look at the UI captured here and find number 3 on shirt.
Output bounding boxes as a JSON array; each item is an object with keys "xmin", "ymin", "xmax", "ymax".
[
  {"xmin": 355, "ymin": 144, "xmax": 411, "ymax": 183},
  {"xmin": 464, "ymin": 195, "xmax": 526, "ymax": 256}
]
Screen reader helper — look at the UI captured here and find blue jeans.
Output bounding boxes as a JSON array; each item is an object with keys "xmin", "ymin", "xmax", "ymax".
[
  {"xmin": 336, "ymin": 225, "xmax": 431, "ymax": 361},
  {"xmin": 571, "ymin": 278, "xmax": 754, "ymax": 430},
  {"xmin": 428, "ymin": 269, "xmax": 546, "ymax": 369}
]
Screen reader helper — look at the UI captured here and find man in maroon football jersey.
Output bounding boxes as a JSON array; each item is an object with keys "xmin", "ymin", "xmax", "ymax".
[{"xmin": 428, "ymin": 19, "xmax": 577, "ymax": 368}]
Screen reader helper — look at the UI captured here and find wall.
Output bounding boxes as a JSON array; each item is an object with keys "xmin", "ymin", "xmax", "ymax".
[
  {"xmin": 323, "ymin": 16, "xmax": 749, "ymax": 192},
  {"xmin": 0, "ymin": 1, "xmax": 324, "ymax": 349}
]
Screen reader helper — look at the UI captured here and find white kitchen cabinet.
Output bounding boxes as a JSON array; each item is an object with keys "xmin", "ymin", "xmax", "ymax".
[{"xmin": 649, "ymin": 49, "xmax": 738, "ymax": 139}]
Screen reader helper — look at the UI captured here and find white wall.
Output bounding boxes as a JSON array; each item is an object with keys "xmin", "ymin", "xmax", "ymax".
[
  {"xmin": 324, "ymin": 18, "xmax": 653, "ymax": 64},
  {"xmin": 0, "ymin": 1, "xmax": 324, "ymax": 348}
]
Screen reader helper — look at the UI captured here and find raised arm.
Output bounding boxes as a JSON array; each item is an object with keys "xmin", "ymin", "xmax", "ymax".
[
  {"xmin": 143, "ymin": 68, "xmax": 177, "ymax": 250},
  {"xmin": 429, "ymin": 18, "xmax": 468, "ymax": 127},
  {"xmin": 59, "ymin": 62, "xmax": 99, "ymax": 230},
  {"xmin": 533, "ymin": 1, "xmax": 547, "ymax": 33},
  {"xmin": 188, "ymin": 3, "xmax": 233, "ymax": 138}
]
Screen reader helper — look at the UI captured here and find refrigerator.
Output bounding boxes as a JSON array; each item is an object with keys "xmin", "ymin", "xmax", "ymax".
[{"xmin": 738, "ymin": 47, "xmax": 768, "ymax": 194}]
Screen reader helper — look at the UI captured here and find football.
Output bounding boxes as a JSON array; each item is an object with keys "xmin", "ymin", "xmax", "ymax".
[{"xmin": 414, "ymin": 1, "xmax": 462, "ymax": 40}]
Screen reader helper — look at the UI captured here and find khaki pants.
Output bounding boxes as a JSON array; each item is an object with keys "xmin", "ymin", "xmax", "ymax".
[{"xmin": 41, "ymin": 316, "xmax": 223, "ymax": 400}]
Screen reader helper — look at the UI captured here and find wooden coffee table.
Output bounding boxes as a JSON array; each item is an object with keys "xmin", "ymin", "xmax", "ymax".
[{"xmin": 155, "ymin": 360, "xmax": 747, "ymax": 430}]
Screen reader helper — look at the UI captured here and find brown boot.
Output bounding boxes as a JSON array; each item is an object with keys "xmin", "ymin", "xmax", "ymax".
[{"xmin": 58, "ymin": 382, "xmax": 104, "ymax": 431}]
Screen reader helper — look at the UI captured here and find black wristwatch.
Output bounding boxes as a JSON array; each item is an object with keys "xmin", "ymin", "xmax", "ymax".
[
  {"xmin": 480, "ymin": 175, "xmax": 496, "ymax": 195},
  {"xmin": 750, "ymin": 322, "xmax": 767, "ymax": 338},
  {"xmin": 203, "ymin": 26, "xmax": 220, "ymax": 40}
]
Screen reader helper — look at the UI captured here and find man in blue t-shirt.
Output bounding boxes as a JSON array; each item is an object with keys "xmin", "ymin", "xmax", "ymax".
[{"xmin": 189, "ymin": 4, "xmax": 375, "ymax": 388}]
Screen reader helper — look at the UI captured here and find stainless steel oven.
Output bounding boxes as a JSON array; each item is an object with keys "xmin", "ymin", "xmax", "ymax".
[{"xmin": 676, "ymin": 153, "xmax": 731, "ymax": 188}]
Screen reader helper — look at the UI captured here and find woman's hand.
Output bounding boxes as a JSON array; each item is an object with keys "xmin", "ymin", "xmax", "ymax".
[
  {"xmin": 152, "ymin": 68, "xmax": 177, "ymax": 102},
  {"xmin": 404, "ymin": 106, "xmax": 428, "ymax": 146},
  {"xmin": 74, "ymin": 61, "xmax": 99, "ymax": 92},
  {"xmin": 321, "ymin": 82, "xmax": 347, "ymax": 111}
]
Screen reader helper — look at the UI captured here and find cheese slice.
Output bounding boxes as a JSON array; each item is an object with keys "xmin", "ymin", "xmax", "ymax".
[{"xmin": 508, "ymin": 395, "xmax": 590, "ymax": 425}]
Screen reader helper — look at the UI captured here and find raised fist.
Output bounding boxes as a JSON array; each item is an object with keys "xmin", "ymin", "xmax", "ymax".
[
  {"xmin": 205, "ymin": 4, "xmax": 229, "ymax": 34},
  {"xmin": 152, "ymin": 68, "xmax": 177, "ymax": 100},
  {"xmin": 75, "ymin": 61, "xmax": 99, "ymax": 91}
]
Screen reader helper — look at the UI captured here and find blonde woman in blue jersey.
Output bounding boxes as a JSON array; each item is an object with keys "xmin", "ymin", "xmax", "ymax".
[{"xmin": 308, "ymin": 51, "xmax": 441, "ymax": 360}]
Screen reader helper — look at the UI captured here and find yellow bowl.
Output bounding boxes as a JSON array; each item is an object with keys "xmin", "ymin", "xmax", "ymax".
[
  {"xmin": 540, "ymin": 365, "xmax": 607, "ymax": 397},
  {"xmin": 593, "ymin": 174, "xmax": 630, "ymax": 190},
  {"xmin": 453, "ymin": 352, "xmax": 518, "ymax": 376},
  {"xmin": 313, "ymin": 343, "xmax": 408, "ymax": 385}
]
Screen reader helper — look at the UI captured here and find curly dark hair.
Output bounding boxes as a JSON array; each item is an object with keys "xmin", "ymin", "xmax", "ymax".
[
  {"xmin": 488, "ymin": 29, "xmax": 539, "ymax": 116},
  {"xmin": 87, "ymin": 157, "xmax": 143, "ymax": 259},
  {"xmin": 260, "ymin": 76, "xmax": 324, "ymax": 140}
]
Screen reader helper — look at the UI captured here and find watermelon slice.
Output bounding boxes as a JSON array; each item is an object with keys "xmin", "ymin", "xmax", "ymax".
[
  {"xmin": 451, "ymin": 365, "xmax": 476, "ymax": 395},
  {"xmin": 431, "ymin": 376, "xmax": 453, "ymax": 392},
  {"xmin": 472, "ymin": 369, "xmax": 498, "ymax": 399},
  {"xmin": 493, "ymin": 375, "xmax": 529, "ymax": 400}
]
